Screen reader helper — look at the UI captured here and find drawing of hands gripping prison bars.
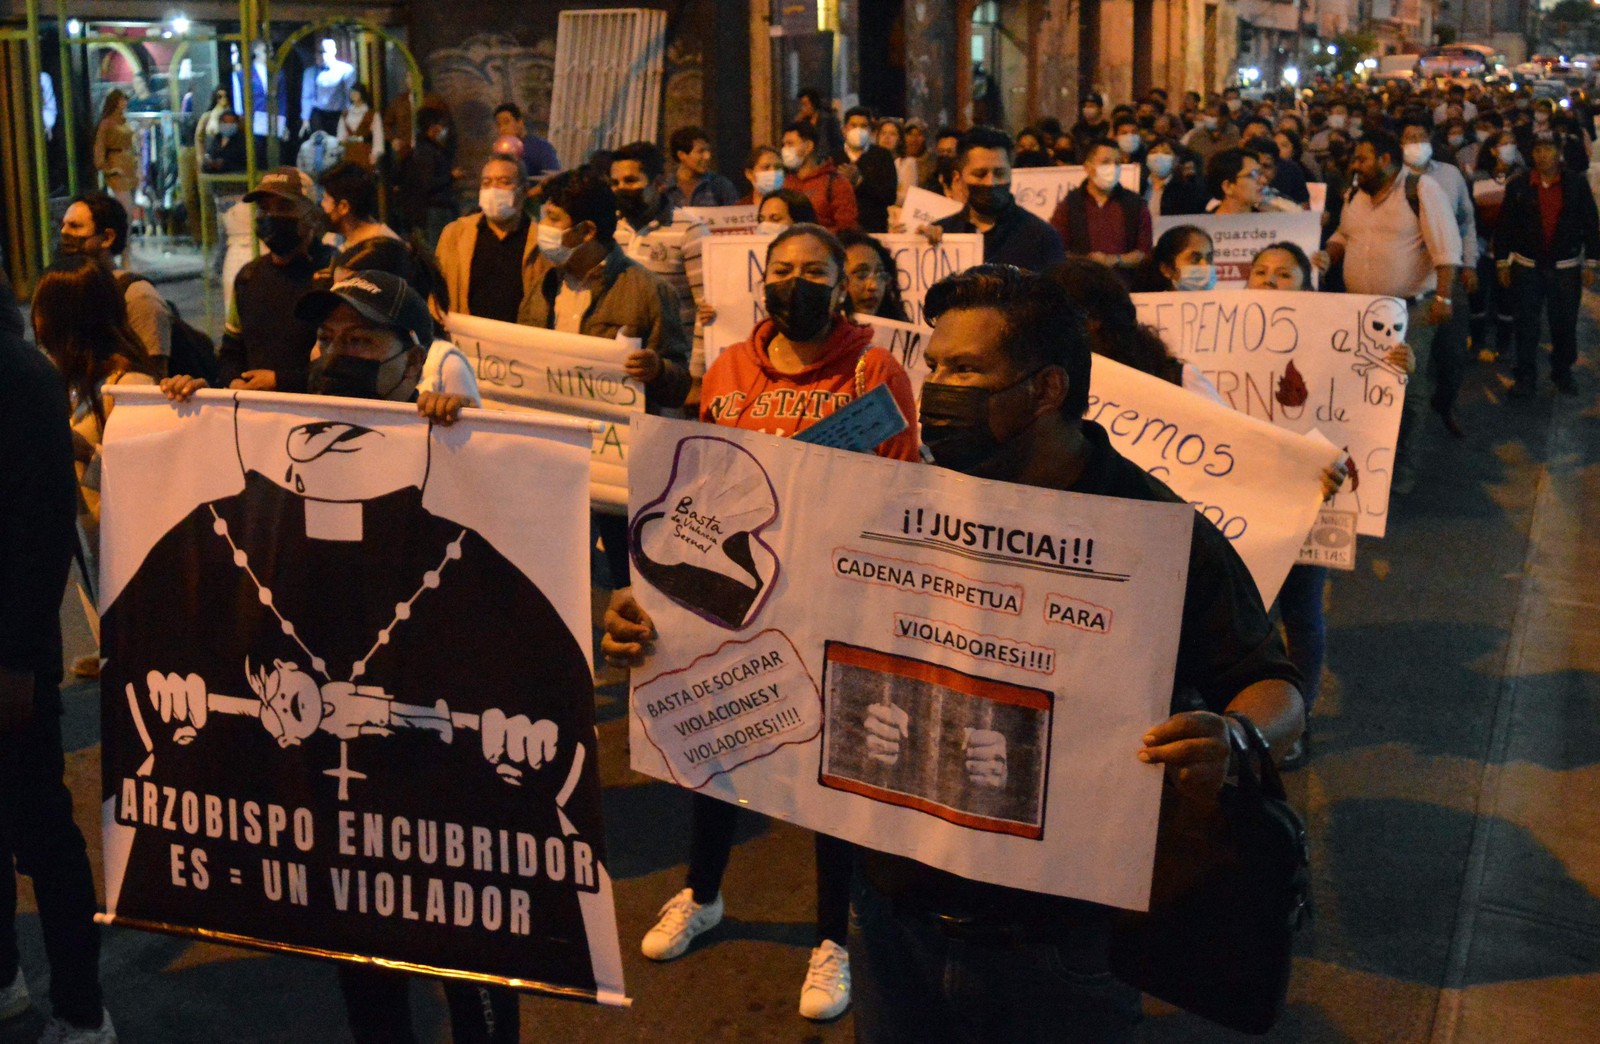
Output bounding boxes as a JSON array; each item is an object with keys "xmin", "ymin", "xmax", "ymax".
[{"xmin": 126, "ymin": 659, "xmax": 569, "ymax": 801}]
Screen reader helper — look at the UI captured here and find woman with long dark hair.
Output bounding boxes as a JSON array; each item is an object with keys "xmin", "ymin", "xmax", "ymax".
[
  {"xmin": 837, "ymin": 229, "xmax": 910, "ymax": 322},
  {"xmin": 93, "ymin": 89, "xmax": 137, "ymax": 217}
]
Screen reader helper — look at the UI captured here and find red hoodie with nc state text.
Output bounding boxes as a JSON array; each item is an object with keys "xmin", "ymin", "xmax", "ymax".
[{"xmin": 699, "ymin": 317, "xmax": 920, "ymax": 461}]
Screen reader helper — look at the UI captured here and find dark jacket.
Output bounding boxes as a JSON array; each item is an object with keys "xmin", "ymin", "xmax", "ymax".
[
  {"xmin": 0, "ymin": 315, "xmax": 78, "ymax": 711},
  {"xmin": 847, "ymin": 145, "xmax": 900, "ymax": 232},
  {"xmin": 398, "ymin": 136, "xmax": 457, "ymax": 229},
  {"xmin": 518, "ymin": 244, "xmax": 690, "ymax": 411},
  {"xmin": 1493, "ymin": 168, "xmax": 1600, "ymax": 268},
  {"xmin": 1138, "ymin": 170, "xmax": 1208, "ymax": 217},
  {"xmin": 1050, "ymin": 184, "xmax": 1153, "ymax": 257},
  {"xmin": 936, "ymin": 201, "xmax": 1066, "ymax": 272}
]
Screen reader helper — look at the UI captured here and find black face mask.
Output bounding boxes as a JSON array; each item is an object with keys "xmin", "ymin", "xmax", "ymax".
[
  {"xmin": 256, "ymin": 214, "xmax": 304, "ymax": 256},
  {"xmin": 309, "ymin": 353, "xmax": 388, "ymax": 400},
  {"xmin": 614, "ymin": 189, "xmax": 652, "ymax": 226},
  {"xmin": 918, "ymin": 369, "xmax": 1039, "ymax": 475},
  {"xmin": 764, "ymin": 277, "xmax": 837, "ymax": 342},
  {"xmin": 966, "ymin": 183, "xmax": 1012, "ymax": 217}
]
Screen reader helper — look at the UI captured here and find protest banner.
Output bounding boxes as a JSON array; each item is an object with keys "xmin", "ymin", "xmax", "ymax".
[
  {"xmin": 702, "ymin": 232, "xmax": 981, "ymax": 368},
  {"xmin": 447, "ymin": 312, "xmax": 641, "ymax": 512},
  {"xmin": 897, "ymin": 186, "xmax": 965, "ymax": 229},
  {"xmin": 1085, "ymin": 356, "xmax": 1342, "ymax": 602},
  {"xmin": 98, "ymin": 387, "xmax": 627, "ymax": 1005},
  {"xmin": 1133, "ymin": 289, "xmax": 1409, "ymax": 536},
  {"xmin": 858, "ymin": 314, "xmax": 1338, "ymax": 600},
  {"xmin": 1012, "ymin": 165, "xmax": 1140, "ymax": 223},
  {"xmin": 678, "ymin": 204, "xmax": 759, "ymax": 234},
  {"xmin": 1153, "ymin": 211, "xmax": 1323, "ymax": 289},
  {"xmin": 626, "ymin": 414, "xmax": 1195, "ymax": 911}
]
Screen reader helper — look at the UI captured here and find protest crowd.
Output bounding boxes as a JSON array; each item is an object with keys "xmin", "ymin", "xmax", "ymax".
[{"xmin": 4, "ymin": 58, "xmax": 1600, "ymax": 1044}]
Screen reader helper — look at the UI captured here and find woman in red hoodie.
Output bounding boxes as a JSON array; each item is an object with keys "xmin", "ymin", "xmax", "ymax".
[{"xmin": 615, "ymin": 223, "xmax": 918, "ymax": 1022}]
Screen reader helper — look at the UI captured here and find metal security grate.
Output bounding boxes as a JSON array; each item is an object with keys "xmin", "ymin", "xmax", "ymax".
[{"xmin": 548, "ymin": 8, "xmax": 668, "ymax": 169}]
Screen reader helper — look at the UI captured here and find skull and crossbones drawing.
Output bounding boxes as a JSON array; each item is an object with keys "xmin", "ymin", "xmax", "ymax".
[{"xmin": 1353, "ymin": 298, "xmax": 1410, "ymax": 382}]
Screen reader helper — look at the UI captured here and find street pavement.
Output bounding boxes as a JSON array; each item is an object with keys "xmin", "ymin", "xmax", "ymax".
[{"xmin": 4, "ymin": 275, "xmax": 1598, "ymax": 1042}]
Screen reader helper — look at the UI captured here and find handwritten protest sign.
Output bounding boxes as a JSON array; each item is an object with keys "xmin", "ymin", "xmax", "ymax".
[
  {"xmin": 859, "ymin": 314, "xmax": 1338, "ymax": 599},
  {"xmin": 1153, "ymin": 211, "xmax": 1323, "ymax": 289},
  {"xmin": 1012, "ymin": 165, "xmax": 1140, "ymax": 223},
  {"xmin": 1087, "ymin": 356, "xmax": 1342, "ymax": 601},
  {"xmin": 678, "ymin": 205, "xmax": 759, "ymax": 234},
  {"xmin": 447, "ymin": 313, "xmax": 641, "ymax": 511},
  {"xmin": 702, "ymin": 233, "xmax": 981, "ymax": 368},
  {"xmin": 100, "ymin": 388, "xmax": 626, "ymax": 1003},
  {"xmin": 626, "ymin": 414, "xmax": 1193, "ymax": 910},
  {"xmin": 897, "ymin": 186, "xmax": 965, "ymax": 229},
  {"xmin": 1133, "ymin": 289, "xmax": 1409, "ymax": 536}
]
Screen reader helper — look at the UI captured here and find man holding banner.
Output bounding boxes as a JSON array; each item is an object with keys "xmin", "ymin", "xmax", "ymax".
[
  {"xmin": 608, "ymin": 266, "xmax": 1304, "ymax": 1039},
  {"xmin": 1322, "ymin": 129, "xmax": 1461, "ymax": 495}
]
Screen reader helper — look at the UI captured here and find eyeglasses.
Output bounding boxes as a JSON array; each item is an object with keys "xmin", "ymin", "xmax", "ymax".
[{"xmin": 846, "ymin": 265, "xmax": 888, "ymax": 286}]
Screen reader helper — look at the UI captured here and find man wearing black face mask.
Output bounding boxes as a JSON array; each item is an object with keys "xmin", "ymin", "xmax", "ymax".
[
  {"xmin": 850, "ymin": 265, "xmax": 1304, "ymax": 1041},
  {"xmin": 609, "ymin": 141, "xmax": 710, "ymax": 392},
  {"xmin": 933, "ymin": 127, "xmax": 1065, "ymax": 271},
  {"xmin": 217, "ymin": 167, "xmax": 335, "ymax": 394}
]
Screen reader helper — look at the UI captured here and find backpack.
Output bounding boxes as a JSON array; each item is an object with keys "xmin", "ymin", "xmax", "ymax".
[
  {"xmin": 1346, "ymin": 172, "xmax": 1423, "ymax": 218},
  {"xmin": 116, "ymin": 271, "xmax": 220, "ymax": 384}
]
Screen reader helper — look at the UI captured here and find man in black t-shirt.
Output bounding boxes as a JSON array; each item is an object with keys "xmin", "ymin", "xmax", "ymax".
[
  {"xmin": 605, "ymin": 266, "xmax": 1305, "ymax": 1040},
  {"xmin": 218, "ymin": 167, "xmax": 336, "ymax": 394}
]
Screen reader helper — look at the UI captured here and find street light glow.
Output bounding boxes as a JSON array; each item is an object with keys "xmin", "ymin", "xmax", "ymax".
[
  {"xmin": 1328, "ymin": 44, "xmax": 1339, "ymax": 55},
  {"xmin": 1283, "ymin": 66, "xmax": 1301, "ymax": 86},
  {"xmin": 66, "ymin": 17, "xmax": 81, "ymax": 34},
  {"xmin": 172, "ymin": 15, "xmax": 191, "ymax": 35}
]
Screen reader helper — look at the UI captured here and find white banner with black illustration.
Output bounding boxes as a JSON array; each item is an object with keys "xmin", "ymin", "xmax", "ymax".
[
  {"xmin": 701, "ymin": 233, "xmax": 982, "ymax": 369},
  {"xmin": 98, "ymin": 387, "xmax": 627, "ymax": 1005},
  {"xmin": 1132, "ymin": 289, "xmax": 1408, "ymax": 536},
  {"xmin": 447, "ymin": 312, "xmax": 641, "ymax": 512},
  {"xmin": 625, "ymin": 414, "xmax": 1194, "ymax": 911}
]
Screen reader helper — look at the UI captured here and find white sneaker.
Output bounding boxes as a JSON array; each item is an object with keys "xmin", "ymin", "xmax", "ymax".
[
  {"xmin": 38, "ymin": 1008, "xmax": 116, "ymax": 1044},
  {"xmin": 798, "ymin": 940, "xmax": 852, "ymax": 1021},
  {"xmin": 640, "ymin": 888, "xmax": 724, "ymax": 961},
  {"xmin": 0, "ymin": 968, "xmax": 28, "ymax": 1021}
]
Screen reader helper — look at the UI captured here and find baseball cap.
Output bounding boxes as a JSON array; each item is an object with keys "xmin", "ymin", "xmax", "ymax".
[
  {"xmin": 243, "ymin": 166, "xmax": 314, "ymax": 203},
  {"xmin": 295, "ymin": 270, "xmax": 433, "ymax": 349}
]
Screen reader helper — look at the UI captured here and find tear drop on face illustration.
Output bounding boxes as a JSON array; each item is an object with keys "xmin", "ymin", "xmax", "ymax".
[
  {"xmin": 1276, "ymin": 359, "xmax": 1309, "ymax": 408},
  {"xmin": 294, "ymin": 472, "xmax": 306, "ymax": 494},
  {"xmin": 285, "ymin": 464, "xmax": 294, "ymax": 484}
]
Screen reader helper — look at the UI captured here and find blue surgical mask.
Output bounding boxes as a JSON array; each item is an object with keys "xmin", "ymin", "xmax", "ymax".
[
  {"xmin": 1146, "ymin": 153, "xmax": 1175, "ymax": 178},
  {"xmin": 753, "ymin": 168, "xmax": 784, "ymax": 194},
  {"xmin": 1175, "ymin": 263, "xmax": 1217, "ymax": 292}
]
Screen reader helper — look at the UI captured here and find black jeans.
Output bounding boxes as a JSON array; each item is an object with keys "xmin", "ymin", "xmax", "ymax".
[
  {"xmin": 1511, "ymin": 265, "xmax": 1582, "ymax": 385},
  {"xmin": 0, "ymin": 706, "xmax": 103, "ymax": 1027},
  {"xmin": 848, "ymin": 876, "xmax": 1140, "ymax": 1043},
  {"xmin": 686, "ymin": 791, "xmax": 853, "ymax": 946},
  {"xmin": 337, "ymin": 964, "xmax": 520, "ymax": 1044}
]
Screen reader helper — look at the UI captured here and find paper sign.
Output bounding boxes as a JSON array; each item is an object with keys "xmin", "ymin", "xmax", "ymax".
[
  {"xmin": 1153, "ymin": 211, "xmax": 1324, "ymax": 289},
  {"xmin": 1011, "ymin": 165, "xmax": 1141, "ymax": 223},
  {"xmin": 899, "ymin": 186, "xmax": 965, "ymax": 229},
  {"xmin": 1308, "ymin": 182, "xmax": 1328, "ymax": 213},
  {"xmin": 791, "ymin": 383, "xmax": 909, "ymax": 452},
  {"xmin": 446, "ymin": 313, "xmax": 641, "ymax": 511},
  {"xmin": 702, "ymin": 233, "xmax": 982, "ymax": 368},
  {"xmin": 1297, "ymin": 508, "xmax": 1357, "ymax": 570},
  {"xmin": 626, "ymin": 414, "xmax": 1194, "ymax": 911},
  {"xmin": 1132, "ymin": 289, "xmax": 1409, "ymax": 537},
  {"xmin": 678, "ymin": 205, "xmax": 760, "ymax": 234}
]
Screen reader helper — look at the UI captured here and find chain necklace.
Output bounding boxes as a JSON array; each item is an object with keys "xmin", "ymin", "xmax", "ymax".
[{"xmin": 208, "ymin": 505, "xmax": 467, "ymax": 683}]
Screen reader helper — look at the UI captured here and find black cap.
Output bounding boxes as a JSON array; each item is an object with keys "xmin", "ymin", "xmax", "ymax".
[
  {"xmin": 295, "ymin": 270, "xmax": 433, "ymax": 348},
  {"xmin": 242, "ymin": 166, "xmax": 312, "ymax": 203}
]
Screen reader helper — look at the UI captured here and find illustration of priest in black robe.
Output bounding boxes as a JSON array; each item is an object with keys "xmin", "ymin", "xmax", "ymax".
[{"xmin": 100, "ymin": 279, "xmax": 607, "ymax": 997}]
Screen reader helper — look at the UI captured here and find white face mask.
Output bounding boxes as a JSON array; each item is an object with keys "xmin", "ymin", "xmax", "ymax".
[
  {"xmin": 756, "ymin": 220, "xmax": 786, "ymax": 236},
  {"xmin": 1496, "ymin": 143, "xmax": 1520, "ymax": 165},
  {"xmin": 1116, "ymin": 133, "xmax": 1141, "ymax": 155},
  {"xmin": 1175, "ymin": 263, "xmax": 1217, "ymax": 292},
  {"xmin": 1091, "ymin": 163, "xmax": 1120, "ymax": 191},
  {"xmin": 1349, "ymin": 124, "xmax": 1364, "ymax": 140},
  {"xmin": 1146, "ymin": 153, "xmax": 1175, "ymax": 178},
  {"xmin": 1327, "ymin": 113, "xmax": 1348, "ymax": 130},
  {"xmin": 1402, "ymin": 142, "xmax": 1432, "ymax": 168},
  {"xmin": 780, "ymin": 145, "xmax": 806, "ymax": 171},
  {"xmin": 1475, "ymin": 128, "xmax": 1493, "ymax": 143},
  {"xmin": 478, "ymin": 186, "xmax": 520, "ymax": 223},
  {"xmin": 753, "ymin": 168, "xmax": 784, "ymax": 194},
  {"xmin": 1202, "ymin": 116, "xmax": 1219, "ymax": 131},
  {"xmin": 1447, "ymin": 134, "xmax": 1464, "ymax": 147},
  {"xmin": 537, "ymin": 222, "xmax": 574, "ymax": 266},
  {"xmin": 846, "ymin": 126, "xmax": 872, "ymax": 150}
]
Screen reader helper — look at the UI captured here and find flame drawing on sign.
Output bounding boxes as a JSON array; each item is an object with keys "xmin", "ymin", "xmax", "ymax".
[{"xmin": 1275, "ymin": 360, "xmax": 1309, "ymax": 409}]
